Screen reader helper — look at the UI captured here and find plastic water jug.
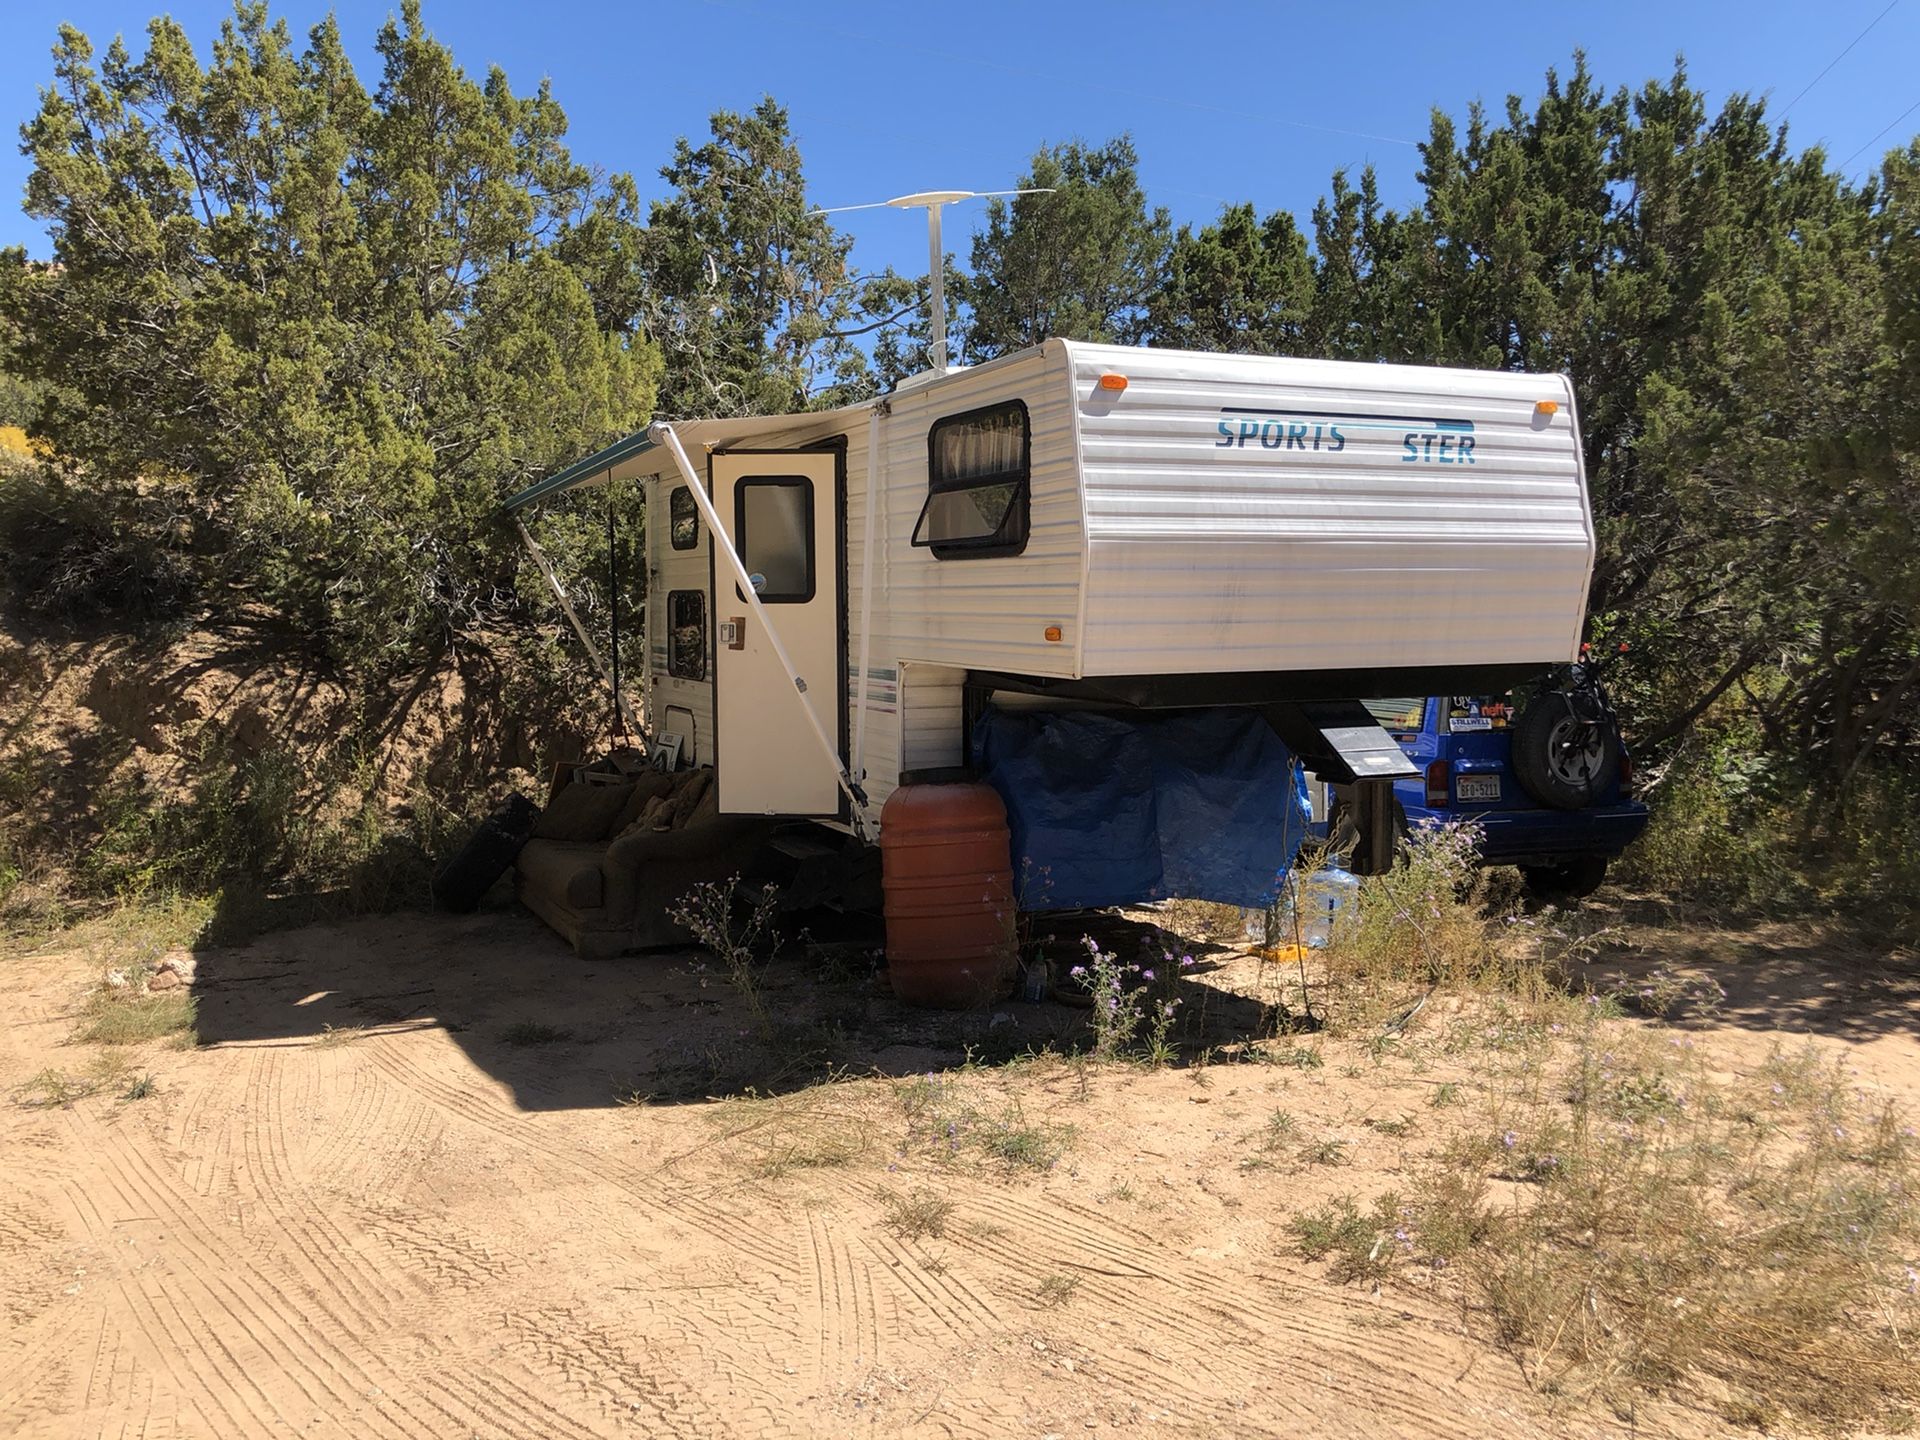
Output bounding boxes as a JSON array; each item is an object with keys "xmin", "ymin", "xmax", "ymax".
[{"xmin": 1287, "ymin": 861, "xmax": 1360, "ymax": 948}]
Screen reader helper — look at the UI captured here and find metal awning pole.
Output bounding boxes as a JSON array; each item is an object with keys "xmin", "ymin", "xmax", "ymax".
[
  {"xmin": 851, "ymin": 403, "xmax": 883, "ymax": 791},
  {"xmin": 606, "ymin": 482, "xmax": 624, "ymax": 737},
  {"xmin": 513, "ymin": 514, "xmax": 639, "ymax": 734},
  {"xmin": 651, "ymin": 422, "xmax": 874, "ymax": 840},
  {"xmin": 638, "ymin": 474, "xmax": 656, "ymax": 736}
]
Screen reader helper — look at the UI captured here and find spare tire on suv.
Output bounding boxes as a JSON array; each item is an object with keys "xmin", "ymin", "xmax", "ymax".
[{"xmin": 1509, "ymin": 688, "xmax": 1621, "ymax": 811}]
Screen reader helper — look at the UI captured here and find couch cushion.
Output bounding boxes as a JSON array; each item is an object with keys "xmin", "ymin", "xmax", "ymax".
[
  {"xmin": 608, "ymin": 772, "xmax": 677, "ymax": 836},
  {"xmin": 666, "ymin": 769, "xmax": 715, "ymax": 829},
  {"xmin": 515, "ymin": 839, "xmax": 606, "ymax": 910},
  {"xmin": 531, "ymin": 781, "xmax": 633, "ymax": 841},
  {"xmin": 680, "ymin": 782, "xmax": 720, "ymax": 831}
]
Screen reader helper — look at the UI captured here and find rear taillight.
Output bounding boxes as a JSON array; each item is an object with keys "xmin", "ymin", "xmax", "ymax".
[
  {"xmin": 1425, "ymin": 758, "xmax": 1451, "ymax": 808},
  {"xmin": 1618, "ymin": 750, "xmax": 1633, "ymax": 799}
]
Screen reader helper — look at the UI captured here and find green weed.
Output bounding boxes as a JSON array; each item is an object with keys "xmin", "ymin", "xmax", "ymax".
[
  {"xmin": 76, "ymin": 985, "xmax": 195, "ymax": 1046},
  {"xmin": 898, "ymin": 1074, "xmax": 1072, "ymax": 1173},
  {"xmin": 1033, "ymin": 1272, "xmax": 1082, "ymax": 1308},
  {"xmin": 1289, "ymin": 1193, "xmax": 1402, "ymax": 1282}
]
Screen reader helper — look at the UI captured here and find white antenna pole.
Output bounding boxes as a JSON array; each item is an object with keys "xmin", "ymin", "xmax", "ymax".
[
  {"xmin": 814, "ymin": 188, "xmax": 1052, "ymax": 380},
  {"xmin": 927, "ymin": 201, "xmax": 946, "ymax": 374}
]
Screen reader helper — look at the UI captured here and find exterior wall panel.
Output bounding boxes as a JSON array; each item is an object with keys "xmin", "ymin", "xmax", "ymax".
[{"xmin": 1065, "ymin": 343, "xmax": 1593, "ymax": 677}]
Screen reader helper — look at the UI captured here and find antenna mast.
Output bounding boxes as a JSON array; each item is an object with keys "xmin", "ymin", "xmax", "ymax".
[{"xmin": 815, "ymin": 188, "xmax": 1054, "ymax": 378}]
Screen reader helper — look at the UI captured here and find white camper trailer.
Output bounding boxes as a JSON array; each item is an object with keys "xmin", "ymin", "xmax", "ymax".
[{"xmin": 506, "ymin": 337, "xmax": 1595, "ymax": 854}]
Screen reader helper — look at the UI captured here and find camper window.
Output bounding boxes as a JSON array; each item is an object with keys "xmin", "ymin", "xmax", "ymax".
[
  {"xmin": 669, "ymin": 486, "xmax": 699, "ymax": 550},
  {"xmin": 668, "ymin": 590, "xmax": 706, "ymax": 679},
  {"xmin": 913, "ymin": 400, "xmax": 1030, "ymax": 557},
  {"xmin": 734, "ymin": 476, "xmax": 815, "ymax": 603}
]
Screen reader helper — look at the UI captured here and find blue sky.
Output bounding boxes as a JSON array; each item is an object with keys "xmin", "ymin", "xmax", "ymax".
[{"xmin": 4, "ymin": 0, "xmax": 1918, "ymax": 280}]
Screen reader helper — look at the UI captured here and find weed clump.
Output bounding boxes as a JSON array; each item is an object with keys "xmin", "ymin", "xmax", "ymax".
[
  {"xmin": 1289, "ymin": 1193, "xmax": 1404, "ymax": 1282},
  {"xmin": 880, "ymin": 1186, "xmax": 954, "ymax": 1241},
  {"xmin": 670, "ymin": 875, "xmax": 781, "ymax": 1043},
  {"xmin": 12, "ymin": 1052, "xmax": 142, "ymax": 1107},
  {"xmin": 1392, "ymin": 1023, "xmax": 1920, "ymax": 1429},
  {"xmin": 1318, "ymin": 821, "xmax": 1556, "ymax": 1031},
  {"xmin": 705, "ymin": 1085, "xmax": 880, "ymax": 1179},
  {"xmin": 898, "ymin": 1073, "xmax": 1072, "ymax": 1173},
  {"xmin": 76, "ymin": 982, "xmax": 195, "ymax": 1046},
  {"xmin": 1069, "ymin": 937, "xmax": 1186, "ymax": 1063},
  {"xmin": 1032, "ymin": 1272, "xmax": 1082, "ymax": 1307}
]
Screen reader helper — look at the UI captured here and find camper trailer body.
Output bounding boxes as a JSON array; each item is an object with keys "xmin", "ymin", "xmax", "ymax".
[{"xmin": 506, "ymin": 339, "xmax": 1596, "ymax": 835}]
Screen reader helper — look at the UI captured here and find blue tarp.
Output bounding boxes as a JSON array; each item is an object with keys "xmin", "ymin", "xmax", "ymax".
[{"xmin": 970, "ymin": 707, "xmax": 1309, "ymax": 911}]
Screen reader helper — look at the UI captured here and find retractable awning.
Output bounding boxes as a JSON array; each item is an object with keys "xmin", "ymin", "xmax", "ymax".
[{"xmin": 500, "ymin": 404, "xmax": 867, "ymax": 512}]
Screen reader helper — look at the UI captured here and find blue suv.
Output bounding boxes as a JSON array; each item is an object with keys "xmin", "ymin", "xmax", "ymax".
[{"xmin": 1356, "ymin": 690, "xmax": 1649, "ymax": 897}]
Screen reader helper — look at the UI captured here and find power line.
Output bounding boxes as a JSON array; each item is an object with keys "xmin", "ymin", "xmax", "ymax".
[
  {"xmin": 1838, "ymin": 94, "xmax": 1920, "ymax": 168},
  {"xmin": 1780, "ymin": 0, "xmax": 1900, "ymax": 116}
]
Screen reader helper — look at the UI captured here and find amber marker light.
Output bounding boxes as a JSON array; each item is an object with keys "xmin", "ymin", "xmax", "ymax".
[
  {"xmin": 1096, "ymin": 373, "xmax": 1129, "ymax": 392},
  {"xmin": 1044, "ymin": 625, "xmax": 1064, "ymax": 642},
  {"xmin": 1535, "ymin": 399, "xmax": 1559, "ymax": 416}
]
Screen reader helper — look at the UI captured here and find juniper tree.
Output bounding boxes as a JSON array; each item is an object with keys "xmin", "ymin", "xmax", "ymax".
[{"xmin": 0, "ymin": 2, "xmax": 660, "ymax": 668}]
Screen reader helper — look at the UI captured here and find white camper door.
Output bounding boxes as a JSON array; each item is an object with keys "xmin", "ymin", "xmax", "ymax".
[{"xmin": 709, "ymin": 449, "xmax": 844, "ymax": 816}]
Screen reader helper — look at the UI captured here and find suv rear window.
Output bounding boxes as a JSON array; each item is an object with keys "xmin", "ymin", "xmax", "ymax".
[
  {"xmin": 1364, "ymin": 697, "xmax": 1425, "ymax": 730},
  {"xmin": 1445, "ymin": 695, "xmax": 1516, "ymax": 731}
]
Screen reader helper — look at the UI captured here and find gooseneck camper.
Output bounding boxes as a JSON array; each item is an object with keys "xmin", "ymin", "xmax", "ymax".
[{"xmin": 504, "ymin": 338, "xmax": 1595, "ymax": 941}]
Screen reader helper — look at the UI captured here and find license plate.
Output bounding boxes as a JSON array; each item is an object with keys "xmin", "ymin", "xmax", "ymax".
[{"xmin": 1456, "ymin": 775, "xmax": 1501, "ymax": 802}]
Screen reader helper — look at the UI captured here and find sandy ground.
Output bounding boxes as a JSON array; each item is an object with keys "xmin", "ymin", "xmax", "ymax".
[{"xmin": 1, "ymin": 894, "xmax": 1914, "ymax": 1439}]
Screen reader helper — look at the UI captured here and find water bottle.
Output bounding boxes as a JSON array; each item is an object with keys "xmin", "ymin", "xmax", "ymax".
[{"xmin": 1284, "ymin": 861, "xmax": 1360, "ymax": 948}]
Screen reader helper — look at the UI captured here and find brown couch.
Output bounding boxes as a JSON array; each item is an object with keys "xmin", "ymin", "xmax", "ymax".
[{"xmin": 514, "ymin": 768, "xmax": 775, "ymax": 957}]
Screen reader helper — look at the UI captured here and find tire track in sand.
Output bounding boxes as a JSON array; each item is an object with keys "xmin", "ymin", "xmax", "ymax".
[
  {"xmin": 940, "ymin": 1182, "xmax": 1539, "ymax": 1437},
  {"xmin": 360, "ymin": 1035, "xmax": 794, "ymax": 1271},
  {"xmin": 61, "ymin": 1101, "xmax": 469, "ymax": 1440}
]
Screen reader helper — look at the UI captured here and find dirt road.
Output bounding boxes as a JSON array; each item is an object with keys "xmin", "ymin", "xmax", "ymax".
[{"xmin": 2, "ymin": 900, "xmax": 1912, "ymax": 1438}]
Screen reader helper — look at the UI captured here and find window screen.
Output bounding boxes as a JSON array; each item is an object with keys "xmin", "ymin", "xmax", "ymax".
[
  {"xmin": 734, "ymin": 476, "xmax": 814, "ymax": 603},
  {"xmin": 669, "ymin": 486, "xmax": 699, "ymax": 550},
  {"xmin": 667, "ymin": 589, "xmax": 705, "ymax": 679},
  {"xmin": 913, "ymin": 400, "xmax": 1030, "ymax": 558}
]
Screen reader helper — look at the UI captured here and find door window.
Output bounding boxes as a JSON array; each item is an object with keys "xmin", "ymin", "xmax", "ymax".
[{"xmin": 734, "ymin": 476, "xmax": 815, "ymax": 603}]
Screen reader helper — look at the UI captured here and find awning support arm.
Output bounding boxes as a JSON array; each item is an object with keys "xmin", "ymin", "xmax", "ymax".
[
  {"xmin": 851, "ymin": 403, "xmax": 884, "ymax": 789},
  {"xmin": 651, "ymin": 422, "xmax": 875, "ymax": 841},
  {"xmin": 513, "ymin": 513, "xmax": 640, "ymax": 734}
]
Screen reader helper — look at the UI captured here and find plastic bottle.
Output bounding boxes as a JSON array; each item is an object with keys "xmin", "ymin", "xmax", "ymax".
[{"xmin": 1281, "ymin": 861, "xmax": 1360, "ymax": 949}]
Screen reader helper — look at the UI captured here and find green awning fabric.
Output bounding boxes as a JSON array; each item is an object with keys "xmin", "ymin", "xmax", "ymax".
[{"xmin": 501, "ymin": 429, "xmax": 656, "ymax": 511}]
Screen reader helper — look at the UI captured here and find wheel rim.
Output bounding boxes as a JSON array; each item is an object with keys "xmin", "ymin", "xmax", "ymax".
[{"xmin": 1545, "ymin": 715, "xmax": 1607, "ymax": 787}]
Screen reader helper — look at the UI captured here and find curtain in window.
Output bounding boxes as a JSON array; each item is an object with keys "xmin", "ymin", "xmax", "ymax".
[{"xmin": 933, "ymin": 406, "xmax": 1024, "ymax": 484}]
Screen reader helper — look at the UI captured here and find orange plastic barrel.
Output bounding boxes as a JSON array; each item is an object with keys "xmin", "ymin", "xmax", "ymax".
[{"xmin": 880, "ymin": 770, "xmax": 1019, "ymax": 1009}]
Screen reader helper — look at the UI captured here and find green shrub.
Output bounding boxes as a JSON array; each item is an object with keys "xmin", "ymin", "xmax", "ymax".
[{"xmin": 0, "ymin": 467, "xmax": 196, "ymax": 627}]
